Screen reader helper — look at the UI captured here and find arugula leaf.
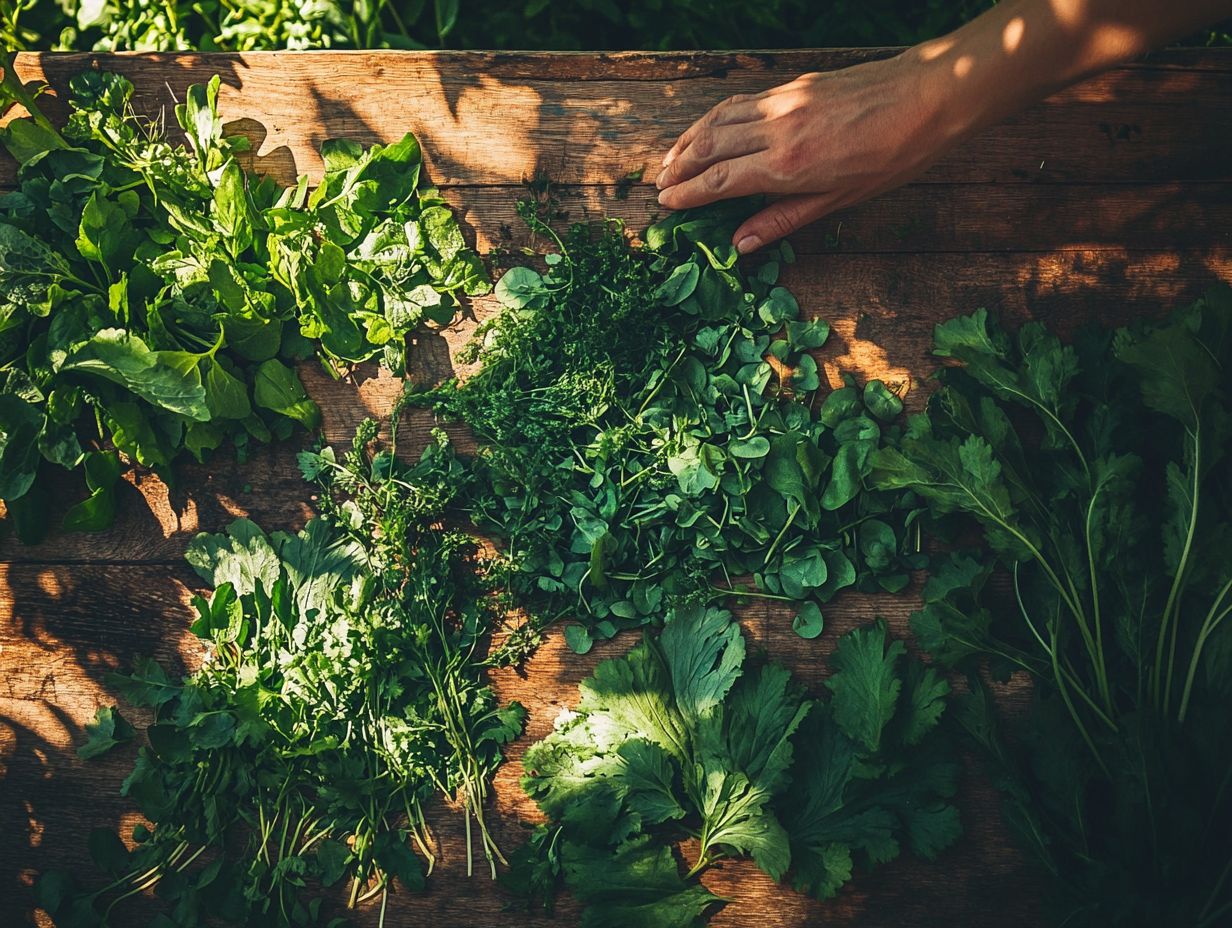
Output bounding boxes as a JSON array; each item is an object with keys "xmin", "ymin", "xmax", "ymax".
[{"xmin": 78, "ymin": 705, "xmax": 135, "ymax": 760}]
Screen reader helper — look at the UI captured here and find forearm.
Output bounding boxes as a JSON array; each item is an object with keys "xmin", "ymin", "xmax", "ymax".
[
  {"xmin": 908, "ymin": 0, "xmax": 1232, "ymax": 149},
  {"xmin": 655, "ymin": 0, "xmax": 1232, "ymax": 250}
]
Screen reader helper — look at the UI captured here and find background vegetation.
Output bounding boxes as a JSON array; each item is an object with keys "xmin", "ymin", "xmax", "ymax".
[{"xmin": 2, "ymin": 0, "xmax": 1229, "ymax": 53}]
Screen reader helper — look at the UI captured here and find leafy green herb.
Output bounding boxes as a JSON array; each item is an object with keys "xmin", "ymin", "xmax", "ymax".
[
  {"xmin": 509, "ymin": 607, "xmax": 960, "ymax": 924},
  {"xmin": 42, "ymin": 421, "xmax": 524, "ymax": 927},
  {"xmin": 0, "ymin": 59, "xmax": 486, "ymax": 540},
  {"xmin": 412, "ymin": 198, "xmax": 922, "ymax": 644},
  {"xmin": 872, "ymin": 288, "xmax": 1232, "ymax": 927},
  {"xmin": 77, "ymin": 705, "xmax": 134, "ymax": 760}
]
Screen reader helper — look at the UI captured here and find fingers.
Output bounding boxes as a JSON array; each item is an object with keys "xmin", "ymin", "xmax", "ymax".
[
  {"xmin": 661, "ymin": 93, "xmax": 762, "ymax": 169},
  {"xmin": 655, "ymin": 123, "xmax": 767, "ymax": 191},
  {"xmin": 656, "ymin": 153, "xmax": 773, "ymax": 211},
  {"xmin": 732, "ymin": 194, "xmax": 835, "ymax": 254}
]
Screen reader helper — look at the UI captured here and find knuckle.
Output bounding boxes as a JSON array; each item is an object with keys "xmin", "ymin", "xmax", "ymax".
[
  {"xmin": 692, "ymin": 129, "xmax": 716, "ymax": 160},
  {"xmin": 703, "ymin": 160, "xmax": 730, "ymax": 193}
]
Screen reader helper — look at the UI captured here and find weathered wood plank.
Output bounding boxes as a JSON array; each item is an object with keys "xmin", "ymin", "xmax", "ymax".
[
  {"xmin": 0, "ymin": 563, "xmax": 1038, "ymax": 928},
  {"xmin": 451, "ymin": 181, "xmax": 1232, "ymax": 256},
  {"xmin": 5, "ymin": 50, "xmax": 1232, "ymax": 188},
  {"xmin": 0, "ymin": 246, "xmax": 1226, "ymax": 564}
]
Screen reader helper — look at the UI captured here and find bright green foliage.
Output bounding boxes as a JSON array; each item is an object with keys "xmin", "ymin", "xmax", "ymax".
[
  {"xmin": 414, "ymin": 198, "xmax": 922, "ymax": 645},
  {"xmin": 40, "ymin": 421, "xmax": 525, "ymax": 927},
  {"xmin": 5, "ymin": 1, "xmax": 1227, "ymax": 54},
  {"xmin": 509, "ymin": 608, "xmax": 959, "ymax": 924},
  {"xmin": 872, "ymin": 288, "xmax": 1232, "ymax": 927},
  {"xmin": 0, "ymin": 59, "xmax": 485, "ymax": 541},
  {"xmin": 0, "ymin": 1, "xmax": 996, "ymax": 52}
]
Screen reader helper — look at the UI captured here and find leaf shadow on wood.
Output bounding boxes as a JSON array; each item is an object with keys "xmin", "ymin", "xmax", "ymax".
[{"xmin": 0, "ymin": 562, "xmax": 200, "ymax": 926}]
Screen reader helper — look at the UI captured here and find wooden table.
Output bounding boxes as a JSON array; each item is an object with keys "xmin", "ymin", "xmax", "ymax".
[{"xmin": 2, "ymin": 48, "xmax": 1230, "ymax": 928}]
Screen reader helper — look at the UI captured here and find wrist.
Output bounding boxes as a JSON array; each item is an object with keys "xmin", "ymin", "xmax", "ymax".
[{"xmin": 893, "ymin": 43, "xmax": 979, "ymax": 154}]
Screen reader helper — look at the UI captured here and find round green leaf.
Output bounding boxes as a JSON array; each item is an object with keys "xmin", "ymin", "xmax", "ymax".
[
  {"xmin": 564, "ymin": 624, "xmax": 593, "ymax": 655},
  {"xmin": 729, "ymin": 435, "xmax": 771, "ymax": 459},
  {"xmin": 495, "ymin": 266, "xmax": 545, "ymax": 308},
  {"xmin": 654, "ymin": 261, "xmax": 700, "ymax": 306},
  {"xmin": 863, "ymin": 379, "xmax": 904, "ymax": 421},
  {"xmin": 792, "ymin": 602, "xmax": 824, "ymax": 639}
]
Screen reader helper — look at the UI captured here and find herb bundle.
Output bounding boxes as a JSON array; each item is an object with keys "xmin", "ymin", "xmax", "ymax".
[
  {"xmin": 871, "ymin": 289, "xmax": 1232, "ymax": 926},
  {"xmin": 508, "ymin": 606, "xmax": 961, "ymax": 925},
  {"xmin": 0, "ymin": 59, "xmax": 485, "ymax": 540},
  {"xmin": 414, "ymin": 199, "xmax": 922, "ymax": 651},
  {"xmin": 38, "ymin": 421, "xmax": 525, "ymax": 928}
]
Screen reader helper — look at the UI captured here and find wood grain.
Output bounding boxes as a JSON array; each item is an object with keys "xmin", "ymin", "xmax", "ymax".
[
  {"xmin": 2, "ymin": 47, "xmax": 1229, "ymax": 928},
  {"xmin": 448, "ymin": 181, "xmax": 1232, "ymax": 256},
  {"xmin": 5, "ymin": 50, "xmax": 1232, "ymax": 188}
]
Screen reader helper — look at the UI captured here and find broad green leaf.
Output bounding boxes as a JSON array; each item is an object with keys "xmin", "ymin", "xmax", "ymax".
[
  {"xmin": 863, "ymin": 379, "xmax": 904, "ymax": 421},
  {"xmin": 563, "ymin": 838, "xmax": 720, "ymax": 928},
  {"xmin": 785, "ymin": 319, "xmax": 830, "ymax": 350},
  {"xmin": 496, "ymin": 266, "xmax": 545, "ymax": 308},
  {"xmin": 0, "ymin": 393, "xmax": 44, "ymax": 500},
  {"xmin": 825, "ymin": 620, "xmax": 904, "ymax": 753},
  {"xmin": 659, "ymin": 605, "xmax": 744, "ymax": 726},
  {"xmin": 213, "ymin": 159, "xmax": 255, "ymax": 255},
  {"xmin": 654, "ymin": 262, "xmax": 700, "ymax": 306},
  {"xmin": 63, "ymin": 329, "xmax": 209, "ymax": 419},
  {"xmin": 253, "ymin": 359, "xmax": 320, "ymax": 429},
  {"xmin": 62, "ymin": 450, "xmax": 121, "ymax": 532}
]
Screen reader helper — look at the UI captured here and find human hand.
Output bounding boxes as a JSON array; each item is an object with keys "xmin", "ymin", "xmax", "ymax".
[{"xmin": 655, "ymin": 54, "xmax": 956, "ymax": 255}]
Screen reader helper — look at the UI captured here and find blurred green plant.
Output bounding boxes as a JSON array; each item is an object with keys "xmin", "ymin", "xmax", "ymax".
[{"xmin": 5, "ymin": 0, "xmax": 1227, "ymax": 53}]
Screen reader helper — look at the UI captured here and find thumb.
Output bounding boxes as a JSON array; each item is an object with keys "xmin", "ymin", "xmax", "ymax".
[{"xmin": 733, "ymin": 193, "xmax": 833, "ymax": 255}]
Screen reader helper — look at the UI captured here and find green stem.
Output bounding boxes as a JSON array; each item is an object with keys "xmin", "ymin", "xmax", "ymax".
[
  {"xmin": 1177, "ymin": 577, "xmax": 1232, "ymax": 723},
  {"xmin": 761, "ymin": 503, "xmax": 799, "ymax": 568},
  {"xmin": 1156, "ymin": 428, "xmax": 1201, "ymax": 713},
  {"xmin": 1015, "ymin": 566, "xmax": 1117, "ymax": 732},
  {"xmin": 713, "ymin": 586, "xmax": 797, "ymax": 603},
  {"xmin": 1083, "ymin": 487, "xmax": 1112, "ymax": 713},
  {"xmin": 1198, "ymin": 856, "xmax": 1232, "ymax": 928},
  {"xmin": 1049, "ymin": 640, "xmax": 1110, "ymax": 778}
]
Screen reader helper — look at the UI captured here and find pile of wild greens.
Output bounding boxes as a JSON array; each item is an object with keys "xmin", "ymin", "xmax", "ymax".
[
  {"xmin": 507, "ymin": 606, "xmax": 960, "ymax": 925},
  {"xmin": 413, "ymin": 198, "xmax": 922, "ymax": 651},
  {"xmin": 0, "ymin": 58, "xmax": 485, "ymax": 540},
  {"xmin": 39, "ymin": 418, "xmax": 526, "ymax": 928},
  {"xmin": 872, "ymin": 288, "xmax": 1232, "ymax": 927}
]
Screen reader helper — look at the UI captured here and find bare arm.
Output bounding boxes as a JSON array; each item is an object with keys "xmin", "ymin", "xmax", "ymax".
[{"xmin": 655, "ymin": 0, "xmax": 1232, "ymax": 254}]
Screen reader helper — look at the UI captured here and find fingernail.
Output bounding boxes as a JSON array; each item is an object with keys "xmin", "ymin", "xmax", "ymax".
[
  {"xmin": 657, "ymin": 188, "xmax": 670, "ymax": 206},
  {"xmin": 663, "ymin": 150, "xmax": 676, "ymax": 167},
  {"xmin": 735, "ymin": 235, "xmax": 761, "ymax": 254},
  {"xmin": 655, "ymin": 170, "xmax": 666, "ymax": 189}
]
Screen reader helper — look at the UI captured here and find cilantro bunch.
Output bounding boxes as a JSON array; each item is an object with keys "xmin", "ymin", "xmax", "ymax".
[
  {"xmin": 415, "ymin": 199, "xmax": 922, "ymax": 650},
  {"xmin": 38, "ymin": 423, "xmax": 525, "ymax": 928},
  {"xmin": 871, "ymin": 288, "xmax": 1232, "ymax": 926},
  {"xmin": 0, "ymin": 58, "xmax": 485, "ymax": 541},
  {"xmin": 508, "ymin": 606, "xmax": 960, "ymax": 925}
]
